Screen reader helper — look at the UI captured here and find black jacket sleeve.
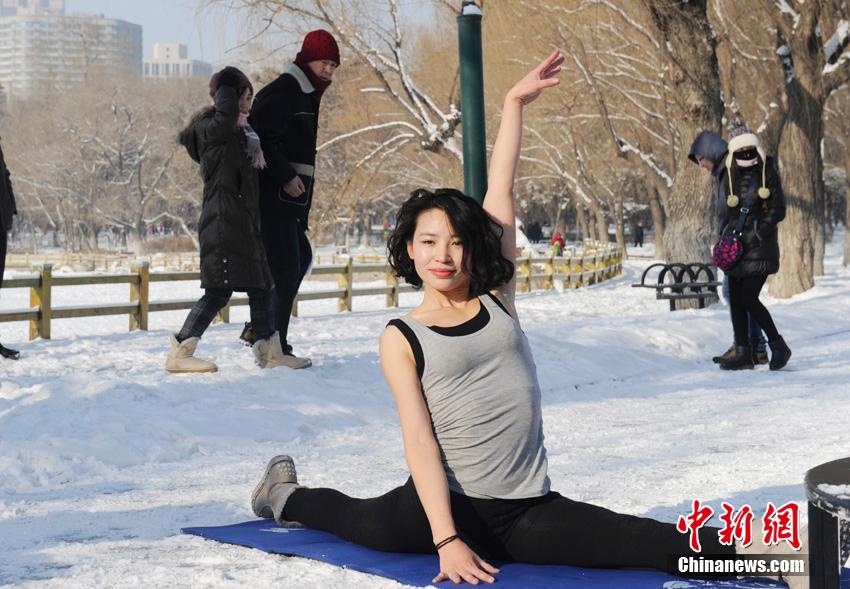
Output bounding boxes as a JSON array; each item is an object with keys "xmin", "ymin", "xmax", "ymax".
[
  {"xmin": 760, "ymin": 157, "xmax": 786, "ymax": 229},
  {"xmin": 250, "ymin": 81, "xmax": 297, "ymax": 187},
  {"xmin": 204, "ymin": 86, "xmax": 240, "ymax": 146},
  {"xmin": 5, "ymin": 165, "xmax": 14, "ymax": 216},
  {"xmin": 0, "ymin": 144, "xmax": 15, "ymax": 218}
]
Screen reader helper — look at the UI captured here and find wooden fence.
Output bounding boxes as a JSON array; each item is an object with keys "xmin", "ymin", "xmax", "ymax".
[{"xmin": 0, "ymin": 245, "xmax": 622, "ymax": 340}]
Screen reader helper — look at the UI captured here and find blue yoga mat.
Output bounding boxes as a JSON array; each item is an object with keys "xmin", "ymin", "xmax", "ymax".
[{"xmin": 182, "ymin": 520, "xmax": 850, "ymax": 588}]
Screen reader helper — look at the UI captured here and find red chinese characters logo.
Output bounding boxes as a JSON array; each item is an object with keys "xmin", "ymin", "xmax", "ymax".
[
  {"xmin": 676, "ymin": 499, "xmax": 714, "ymax": 552},
  {"xmin": 762, "ymin": 502, "xmax": 802, "ymax": 550},
  {"xmin": 677, "ymin": 500, "xmax": 801, "ymax": 552},
  {"xmin": 718, "ymin": 502, "xmax": 754, "ymax": 547}
]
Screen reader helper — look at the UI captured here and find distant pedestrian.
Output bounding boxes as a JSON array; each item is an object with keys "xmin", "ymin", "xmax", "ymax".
[
  {"xmin": 526, "ymin": 219, "xmax": 543, "ymax": 242},
  {"xmin": 247, "ymin": 29, "xmax": 341, "ymax": 369},
  {"xmin": 167, "ymin": 66, "xmax": 290, "ymax": 373},
  {"xmin": 550, "ymin": 230, "xmax": 565, "ymax": 256},
  {"xmin": 0, "ymin": 135, "xmax": 19, "ymax": 360},
  {"xmin": 633, "ymin": 222, "xmax": 644, "ymax": 248}
]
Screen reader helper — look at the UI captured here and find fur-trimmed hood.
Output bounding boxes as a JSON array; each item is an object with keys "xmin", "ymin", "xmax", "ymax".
[{"xmin": 177, "ymin": 106, "xmax": 214, "ymax": 163}]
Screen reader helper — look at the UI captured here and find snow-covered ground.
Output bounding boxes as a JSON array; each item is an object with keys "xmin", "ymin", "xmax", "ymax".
[{"xmin": 1, "ymin": 239, "xmax": 849, "ymax": 588}]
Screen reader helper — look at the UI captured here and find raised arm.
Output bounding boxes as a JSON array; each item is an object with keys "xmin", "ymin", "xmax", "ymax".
[
  {"xmin": 379, "ymin": 327, "xmax": 498, "ymax": 585},
  {"xmin": 203, "ymin": 86, "xmax": 240, "ymax": 146},
  {"xmin": 483, "ymin": 50, "xmax": 563, "ymax": 313}
]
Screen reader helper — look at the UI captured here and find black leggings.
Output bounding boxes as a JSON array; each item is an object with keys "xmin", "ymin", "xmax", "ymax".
[
  {"xmin": 284, "ymin": 478, "xmax": 732, "ymax": 577},
  {"xmin": 728, "ymin": 275, "xmax": 780, "ymax": 346},
  {"xmin": 177, "ymin": 288, "xmax": 272, "ymax": 342}
]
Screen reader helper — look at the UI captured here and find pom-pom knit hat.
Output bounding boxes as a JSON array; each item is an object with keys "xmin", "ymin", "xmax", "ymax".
[{"xmin": 725, "ymin": 116, "xmax": 770, "ymax": 206}]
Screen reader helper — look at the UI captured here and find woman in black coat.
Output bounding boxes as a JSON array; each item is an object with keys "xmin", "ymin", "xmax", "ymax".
[
  {"xmin": 167, "ymin": 67, "xmax": 290, "ymax": 373},
  {"xmin": 717, "ymin": 125, "xmax": 791, "ymax": 371}
]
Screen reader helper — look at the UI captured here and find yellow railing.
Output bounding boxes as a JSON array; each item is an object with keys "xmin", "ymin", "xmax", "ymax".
[{"xmin": 0, "ymin": 246, "xmax": 622, "ymax": 340}]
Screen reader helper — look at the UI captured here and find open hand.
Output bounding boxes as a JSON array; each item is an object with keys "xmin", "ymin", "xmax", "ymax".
[
  {"xmin": 506, "ymin": 49, "xmax": 563, "ymax": 106},
  {"xmin": 433, "ymin": 539, "xmax": 499, "ymax": 585}
]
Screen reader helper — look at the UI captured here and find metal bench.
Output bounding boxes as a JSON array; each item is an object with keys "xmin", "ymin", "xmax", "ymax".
[{"xmin": 631, "ymin": 262, "xmax": 721, "ymax": 311}]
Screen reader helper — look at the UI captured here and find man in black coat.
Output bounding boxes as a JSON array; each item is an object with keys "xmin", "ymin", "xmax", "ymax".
[
  {"xmin": 249, "ymin": 29, "xmax": 340, "ymax": 367},
  {"xmin": 0, "ymin": 137, "xmax": 19, "ymax": 359}
]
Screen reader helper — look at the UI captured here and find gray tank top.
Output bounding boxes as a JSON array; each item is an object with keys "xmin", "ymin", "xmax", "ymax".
[{"xmin": 395, "ymin": 294, "xmax": 550, "ymax": 499}]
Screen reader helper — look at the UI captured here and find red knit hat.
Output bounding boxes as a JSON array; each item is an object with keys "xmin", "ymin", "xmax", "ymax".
[{"xmin": 296, "ymin": 29, "xmax": 340, "ymax": 66}]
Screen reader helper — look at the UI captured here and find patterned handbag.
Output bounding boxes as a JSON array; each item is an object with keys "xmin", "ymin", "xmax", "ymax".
[
  {"xmin": 712, "ymin": 230, "xmax": 744, "ymax": 271},
  {"xmin": 712, "ymin": 174, "xmax": 758, "ymax": 272}
]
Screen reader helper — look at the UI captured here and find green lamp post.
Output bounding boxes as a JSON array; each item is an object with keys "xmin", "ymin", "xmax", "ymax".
[{"xmin": 457, "ymin": 0, "xmax": 487, "ymax": 203}]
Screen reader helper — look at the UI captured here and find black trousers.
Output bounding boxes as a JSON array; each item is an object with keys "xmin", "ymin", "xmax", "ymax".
[
  {"xmin": 262, "ymin": 215, "xmax": 312, "ymax": 351},
  {"xmin": 0, "ymin": 229, "xmax": 6, "ymax": 290},
  {"xmin": 177, "ymin": 288, "xmax": 272, "ymax": 342},
  {"xmin": 728, "ymin": 275, "xmax": 780, "ymax": 346},
  {"xmin": 285, "ymin": 478, "xmax": 732, "ymax": 577}
]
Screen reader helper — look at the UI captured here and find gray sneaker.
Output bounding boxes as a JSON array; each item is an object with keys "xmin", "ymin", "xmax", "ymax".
[{"xmin": 251, "ymin": 455, "xmax": 301, "ymax": 522}]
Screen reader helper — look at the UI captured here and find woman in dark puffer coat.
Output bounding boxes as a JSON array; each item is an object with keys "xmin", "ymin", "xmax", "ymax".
[
  {"xmin": 717, "ymin": 121, "xmax": 791, "ymax": 371},
  {"xmin": 167, "ymin": 67, "xmax": 290, "ymax": 373}
]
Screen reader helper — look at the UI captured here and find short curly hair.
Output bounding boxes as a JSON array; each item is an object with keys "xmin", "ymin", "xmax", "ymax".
[{"xmin": 387, "ymin": 188, "xmax": 514, "ymax": 296}]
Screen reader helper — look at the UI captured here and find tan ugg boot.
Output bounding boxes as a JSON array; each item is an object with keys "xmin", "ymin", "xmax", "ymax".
[
  {"xmin": 254, "ymin": 332, "xmax": 311, "ymax": 369},
  {"xmin": 165, "ymin": 334, "xmax": 218, "ymax": 373}
]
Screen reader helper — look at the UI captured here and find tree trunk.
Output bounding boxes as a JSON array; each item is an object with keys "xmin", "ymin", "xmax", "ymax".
[
  {"xmin": 813, "ymin": 221, "xmax": 825, "ymax": 276},
  {"xmin": 771, "ymin": 79, "xmax": 823, "ymax": 296},
  {"xmin": 594, "ymin": 205, "xmax": 608, "ymax": 244},
  {"xmin": 614, "ymin": 193, "xmax": 626, "ymax": 258},
  {"xmin": 576, "ymin": 203, "xmax": 590, "ymax": 242},
  {"xmin": 662, "ymin": 170, "xmax": 715, "ymax": 264},
  {"xmin": 845, "ymin": 156, "xmax": 850, "ymax": 267},
  {"xmin": 645, "ymin": 0, "xmax": 724, "ymax": 305},
  {"xmin": 132, "ymin": 220, "xmax": 146, "ymax": 256},
  {"xmin": 586, "ymin": 203, "xmax": 599, "ymax": 242},
  {"xmin": 649, "ymin": 186, "xmax": 667, "ymax": 259},
  {"xmin": 768, "ymin": 3, "xmax": 833, "ymax": 296}
]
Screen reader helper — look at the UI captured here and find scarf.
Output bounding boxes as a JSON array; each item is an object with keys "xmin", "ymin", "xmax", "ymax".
[
  {"xmin": 293, "ymin": 57, "xmax": 332, "ymax": 100},
  {"xmin": 238, "ymin": 113, "xmax": 267, "ymax": 169}
]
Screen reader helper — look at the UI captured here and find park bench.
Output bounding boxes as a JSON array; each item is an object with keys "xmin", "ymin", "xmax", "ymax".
[{"xmin": 631, "ymin": 262, "xmax": 721, "ymax": 311}]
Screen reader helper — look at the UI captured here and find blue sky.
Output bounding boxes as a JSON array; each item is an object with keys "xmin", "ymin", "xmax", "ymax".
[{"xmin": 65, "ymin": 0, "xmax": 245, "ymax": 64}]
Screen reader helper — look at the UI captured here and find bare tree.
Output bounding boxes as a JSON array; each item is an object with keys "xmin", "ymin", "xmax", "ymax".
[
  {"xmin": 4, "ymin": 76, "xmax": 207, "ymax": 253},
  {"xmin": 824, "ymin": 86, "xmax": 850, "ymax": 266},
  {"xmin": 712, "ymin": 0, "xmax": 850, "ymax": 296}
]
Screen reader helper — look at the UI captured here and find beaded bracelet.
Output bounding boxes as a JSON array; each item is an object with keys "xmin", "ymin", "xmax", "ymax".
[{"xmin": 434, "ymin": 534, "xmax": 460, "ymax": 551}]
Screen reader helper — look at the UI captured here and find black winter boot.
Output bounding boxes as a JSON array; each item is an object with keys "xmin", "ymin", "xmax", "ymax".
[
  {"xmin": 0, "ymin": 342, "xmax": 20, "ymax": 360},
  {"xmin": 239, "ymin": 322, "xmax": 257, "ymax": 347},
  {"xmin": 712, "ymin": 344, "xmax": 736, "ymax": 364},
  {"xmin": 768, "ymin": 337, "xmax": 791, "ymax": 371},
  {"xmin": 719, "ymin": 346, "xmax": 754, "ymax": 370},
  {"xmin": 752, "ymin": 349, "xmax": 769, "ymax": 365}
]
